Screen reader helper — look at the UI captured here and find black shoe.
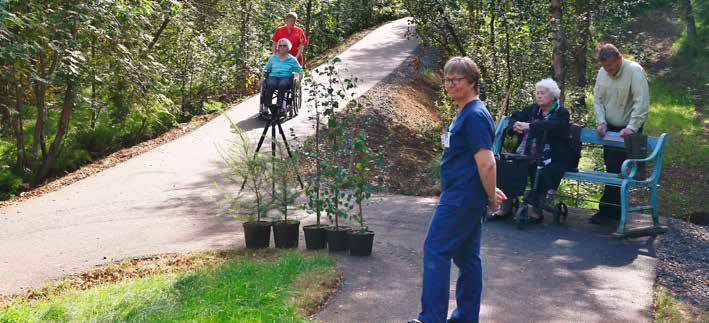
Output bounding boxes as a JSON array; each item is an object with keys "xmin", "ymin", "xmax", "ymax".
[
  {"xmin": 589, "ymin": 212, "xmax": 607, "ymax": 224},
  {"xmin": 407, "ymin": 320, "xmax": 423, "ymax": 323},
  {"xmin": 447, "ymin": 319, "xmax": 459, "ymax": 323}
]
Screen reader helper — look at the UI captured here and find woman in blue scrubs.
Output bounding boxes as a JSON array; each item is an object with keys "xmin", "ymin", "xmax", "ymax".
[{"xmin": 410, "ymin": 57, "xmax": 507, "ymax": 323}]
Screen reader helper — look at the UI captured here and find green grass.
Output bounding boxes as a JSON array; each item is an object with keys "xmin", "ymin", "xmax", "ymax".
[
  {"xmin": 654, "ymin": 289, "xmax": 708, "ymax": 323},
  {"xmin": 644, "ymin": 80, "xmax": 707, "ymax": 170},
  {"xmin": 0, "ymin": 252, "xmax": 334, "ymax": 322}
]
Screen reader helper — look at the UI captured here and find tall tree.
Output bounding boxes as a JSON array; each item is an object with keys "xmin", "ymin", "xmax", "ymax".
[
  {"xmin": 681, "ymin": 0, "xmax": 698, "ymax": 51},
  {"xmin": 549, "ymin": 0, "xmax": 566, "ymax": 102}
]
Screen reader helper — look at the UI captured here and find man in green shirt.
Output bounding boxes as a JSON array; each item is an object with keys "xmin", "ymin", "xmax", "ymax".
[{"xmin": 590, "ymin": 43, "xmax": 650, "ymax": 224}]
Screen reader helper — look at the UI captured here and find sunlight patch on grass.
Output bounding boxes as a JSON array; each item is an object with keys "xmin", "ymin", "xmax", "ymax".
[
  {"xmin": 0, "ymin": 252, "xmax": 337, "ymax": 322},
  {"xmin": 645, "ymin": 80, "xmax": 707, "ymax": 170}
]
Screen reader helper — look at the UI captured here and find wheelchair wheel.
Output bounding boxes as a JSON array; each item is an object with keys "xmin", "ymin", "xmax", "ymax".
[{"xmin": 515, "ymin": 205, "xmax": 528, "ymax": 230}]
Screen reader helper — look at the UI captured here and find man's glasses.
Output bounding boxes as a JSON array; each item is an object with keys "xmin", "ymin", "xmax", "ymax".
[
  {"xmin": 444, "ymin": 77, "xmax": 466, "ymax": 86},
  {"xmin": 278, "ymin": 44, "xmax": 288, "ymax": 48}
]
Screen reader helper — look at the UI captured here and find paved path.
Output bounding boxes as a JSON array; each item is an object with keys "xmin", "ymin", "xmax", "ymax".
[
  {"xmin": 0, "ymin": 16, "xmax": 659, "ymax": 323},
  {"xmin": 316, "ymin": 195, "xmax": 659, "ymax": 323},
  {"xmin": 0, "ymin": 17, "xmax": 417, "ymax": 295}
]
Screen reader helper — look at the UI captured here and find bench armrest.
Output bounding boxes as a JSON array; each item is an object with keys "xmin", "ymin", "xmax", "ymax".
[{"xmin": 620, "ymin": 133, "xmax": 667, "ymax": 180}]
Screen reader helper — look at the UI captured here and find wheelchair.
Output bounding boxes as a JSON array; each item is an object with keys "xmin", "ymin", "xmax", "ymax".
[{"xmin": 259, "ymin": 72, "xmax": 302, "ymax": 121}]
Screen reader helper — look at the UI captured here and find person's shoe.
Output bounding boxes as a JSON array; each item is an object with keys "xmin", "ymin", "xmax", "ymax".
[
  {"xmin": 447, "ymin": 319, "xmax": 459, "ymax": 323},
  {"xmin": 529, "ymin": 206, "xmax": 544, "ymax": 224},
  {"xmin": 588, "ymin": 212, "xmax": 607, "ymax": 224},
  {"xmin": 406, "ymin": 320, "xmax": 423, "ymax": 323}
]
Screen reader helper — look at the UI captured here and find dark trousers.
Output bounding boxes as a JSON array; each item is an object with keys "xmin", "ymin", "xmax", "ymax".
[
  {"xmin": 598, "ymin": 124, "xmax": 643, "ymax": 218},
  {"xmin": 525, "ymin": 160, "xmax": 568, "ymax": 206},
  {"xmin": 264, "ymin": 76, "xmax": 293, "ymax": 109},
  {"xmin": 419, "ymin": 203, "xmax": 484, "ymax": 323}
]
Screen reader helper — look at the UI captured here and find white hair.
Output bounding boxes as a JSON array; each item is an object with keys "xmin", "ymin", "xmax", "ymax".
[
  {"xmin": 535, "ymin": 78, "xmax": 561, "ymax": 98},
  {"xmin": 277, "ymin": 38, "xmax": 292, "ymax": 51}
]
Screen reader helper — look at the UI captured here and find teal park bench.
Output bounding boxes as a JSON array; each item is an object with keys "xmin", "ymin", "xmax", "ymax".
[{"xmin": 493, "ymin": 116, "xmax": 669, "ymax": 237}]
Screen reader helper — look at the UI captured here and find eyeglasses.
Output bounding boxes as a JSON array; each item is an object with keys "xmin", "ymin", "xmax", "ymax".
[
  {"xmin": 278, "ymin": 44, "xmax": 288, "ymax": 48},
  {"xmin": 444, "ymin": 77, "xmax": 466, "ymax": 86}
]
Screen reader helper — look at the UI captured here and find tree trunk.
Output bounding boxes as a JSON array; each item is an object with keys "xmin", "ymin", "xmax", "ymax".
[
  {"xmin": 38, "ymin": 76, "xmax": 76, "ymax": 181},
  {"xmin": 147, "ymin": 16, "xmax": 171, "ymax": 51},
  {"xmin": 31, "ymin": 53, "xmax": 48, "ymax": 163},
  {"xmin": 37, "ymin": 13, "xmax": 78, "ymax": 182},
  {"xmin": 550, "ymin": 0, "xmax": 566, "ymax": 102},
  {"xmin": 502, "ymin": 7, "xmax": 513, "ymax": 117},
  {"xmin": 14, "ymin": 79, "xmax": 26, "ymax": 168},
  {"xmin": 681, "ymin": 0, "xmax": 698, "ymax": 49},
  {"xmin": 573, "ymin": 0, "xmax": 591, "ymax": 111},
  {"xmin": 237, "ymin": 0, "xmax": 251, "ymax": 93},
  {"xmin": 305, "ymin": 0, "xmax": 313, "ymax": 38}
]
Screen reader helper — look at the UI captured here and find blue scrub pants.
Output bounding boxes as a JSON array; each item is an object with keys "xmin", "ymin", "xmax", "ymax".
[{"xmin": 419, "ymin": 203, "xmax": 485, "ymax": 323}]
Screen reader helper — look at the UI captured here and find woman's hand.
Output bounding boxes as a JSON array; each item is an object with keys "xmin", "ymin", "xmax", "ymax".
[
  {"xmin": 489, "ymin": 187, "xmax": 508, "ymax": 209},
  {"xmin": 512, "ymin": 121, "xmax": 530, "ymax": 134}
]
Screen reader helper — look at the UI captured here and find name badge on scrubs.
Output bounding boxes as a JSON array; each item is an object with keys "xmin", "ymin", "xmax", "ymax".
[{"xmin": 441, "ymin": 132, "xmax": 451, "ymax": 148}]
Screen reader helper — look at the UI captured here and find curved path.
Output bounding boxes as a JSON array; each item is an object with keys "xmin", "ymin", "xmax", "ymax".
[
  {"xmin": 0, "ymin": 17, "xmax": 659, "ymax": 323},
  {"xmin": 0, "ymin": 17, "xmax": 417, "ymax": 295}
]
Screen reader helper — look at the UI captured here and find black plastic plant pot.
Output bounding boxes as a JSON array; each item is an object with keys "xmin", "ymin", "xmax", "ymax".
[
  {"xmin": 243, "ymin": 221, "xmax": 272, "ymax": 249},
  {"xmin": 273, "ymin": 220, "xmax": 300, "ymax": 249},
  {"xmin": 347, "ymin": 230, "xmax": 375, "ymax": 256},
  {"xmin": 303, "ymin": 224, "xmax": 329, "ymax": 250},
  {"xmin": 326, "ymin": 226, "xmax": 351, "ymax": 252}
]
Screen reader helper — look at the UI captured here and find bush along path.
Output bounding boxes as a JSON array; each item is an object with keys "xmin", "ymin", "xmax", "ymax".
[{"xmin": 0, "ymin": 17, "xmax": 416, "ymax": 296}]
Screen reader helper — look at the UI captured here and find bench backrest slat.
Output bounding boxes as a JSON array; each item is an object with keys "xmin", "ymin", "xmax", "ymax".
[{"xmin": 579, "ymin": 129, "xmax": 625, "ymax": 148}]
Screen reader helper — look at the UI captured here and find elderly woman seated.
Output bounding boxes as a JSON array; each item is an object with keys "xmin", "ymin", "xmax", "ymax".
[
  {"xmin": 260, "ymin": 38, "xmax": 303, "ymax": 114},
  {"xmin": 506, "ymin": 78, "xmax": 572, "ymax": 222}
]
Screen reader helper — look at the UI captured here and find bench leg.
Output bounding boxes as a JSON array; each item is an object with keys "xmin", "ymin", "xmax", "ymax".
[
  {"xmin": 650, "ymin": 185, "xmax": 660, "ymax": 226},
  {"xmin": 616, "ymin": 182, "xmax": 629, "ymax": 236}
]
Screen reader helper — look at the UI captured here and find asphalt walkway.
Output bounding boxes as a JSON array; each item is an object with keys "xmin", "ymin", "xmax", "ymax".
[{"xmin": 0, "ymin": 17, "xmax": 659, "ymax": 323}]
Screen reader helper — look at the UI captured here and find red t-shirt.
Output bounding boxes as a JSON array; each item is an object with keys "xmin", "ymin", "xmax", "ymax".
[{"xmin": 272, "ymin": 25, "xmax": 308, "ymax": 64}]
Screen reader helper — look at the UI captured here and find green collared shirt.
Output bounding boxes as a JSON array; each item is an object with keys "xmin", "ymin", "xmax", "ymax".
[{"xmin": 593, "ymin": 59, "xmax": 649, "ymax": 131}]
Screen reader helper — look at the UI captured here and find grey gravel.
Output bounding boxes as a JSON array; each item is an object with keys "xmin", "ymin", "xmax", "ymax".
[{"xmin": 656, "ymin": 217, "xmax": 709, "ymax": 309}]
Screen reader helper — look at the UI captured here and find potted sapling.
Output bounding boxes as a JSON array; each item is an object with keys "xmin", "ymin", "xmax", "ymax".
[
  {"xmin": 345, "ymin": 134, "xmax": 378, "ymax": 256},
  {"xmin": 270, "ymin": 145, "xmax": 302, "ymax": 249},
  {"xmin": 301, "ymin": 77, "xmax": 330, "ymax": 250},
  {"xmin": 220, "ymin": 122, "xmax": 273, "ymax": 249}
]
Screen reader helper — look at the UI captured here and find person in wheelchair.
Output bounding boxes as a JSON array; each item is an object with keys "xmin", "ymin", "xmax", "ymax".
[
  {"xmin": 506, "ymin": 78, "xmax": 572, "ymax": 223},
  {"xmin": 260, "ymin": 38, "xmax": 303, "ymax": 115}
]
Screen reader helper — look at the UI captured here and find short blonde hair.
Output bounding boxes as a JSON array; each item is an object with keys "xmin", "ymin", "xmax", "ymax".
[
  {"xmin": 444, "ymin": 56, "xmax": 481, "ymax": 93},
  {"xmin": 535, "ymin": 78, "xmax": 561, "ymax": 98},
  {"xmin": 277, "ymin": 38, "xmax": 292, "ymax": 51},
  {"xmin": 286, "ymin": 12, "xmax": 298, "ymax": 21}
]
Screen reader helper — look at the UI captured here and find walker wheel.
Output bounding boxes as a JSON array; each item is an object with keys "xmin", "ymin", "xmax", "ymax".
[{"xmin": 555, "ymin": 203, "xmax": 568, "ymax": 224}]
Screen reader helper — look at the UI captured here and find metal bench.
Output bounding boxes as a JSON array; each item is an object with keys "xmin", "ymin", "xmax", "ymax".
[{"xmin": 493, "ymin": 116, "xmax": 669, "ymax": 237}]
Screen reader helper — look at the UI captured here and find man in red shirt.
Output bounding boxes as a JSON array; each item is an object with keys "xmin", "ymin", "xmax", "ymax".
[{"xmin": 272, "ymin": 12, "xmax": 308, "ymax": 65}]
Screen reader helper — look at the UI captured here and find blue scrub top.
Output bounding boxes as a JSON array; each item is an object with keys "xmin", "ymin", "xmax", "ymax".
[{"xmin": 439, "ymin": 99, "xmax": 494, "ymax": 208}]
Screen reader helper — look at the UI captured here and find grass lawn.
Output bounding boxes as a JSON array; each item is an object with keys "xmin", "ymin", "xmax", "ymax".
[
  {"xmin": 644, "ymin": 80, "xmax": 707, "ymax": 220},
  {"xmin": 0, "ymin": 251, "xmax": 339, "ymax": 322}
]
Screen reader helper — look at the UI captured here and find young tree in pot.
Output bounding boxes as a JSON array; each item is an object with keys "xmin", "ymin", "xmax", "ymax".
[
  {"xmin": 306, "ymin": 59, "xmax": 355, "ymax": 252},
  {"xmin": 301, "ymin": 73, "xmax": 331, "ymax": 250},
  {"xmin": 346, "ymin": 134, "xmax": 379, "ymax": 256},
  {"xmin": 270, "ymin": 144, "xmax": 302, "ymax": 249},
  {"xmin": 322, "ymin": 162, "xmax": 352, "ymax": 252},
  {"xmin": 220, "ymin": 122, "xmax": 273, "ymax": 249}
]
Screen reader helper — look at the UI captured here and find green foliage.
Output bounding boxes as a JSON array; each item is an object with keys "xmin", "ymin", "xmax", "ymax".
[
  {"xmin": 301, "ymin": 59, "xmax": 381, "ymax": 230},
  {"xmin": 0, "ymin": 252, "xmax": 333, "ymax": 323},
  {"xmin": 0, "ymin": 167, "xmax": 22, "ymax": 200},
  {"xmin": 404, "ymin": 0, "xmax": 647, "ymax": 121},
  {"xmin": 0, "ymin": 0, "xmax": 401, "ymax": 197}
]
